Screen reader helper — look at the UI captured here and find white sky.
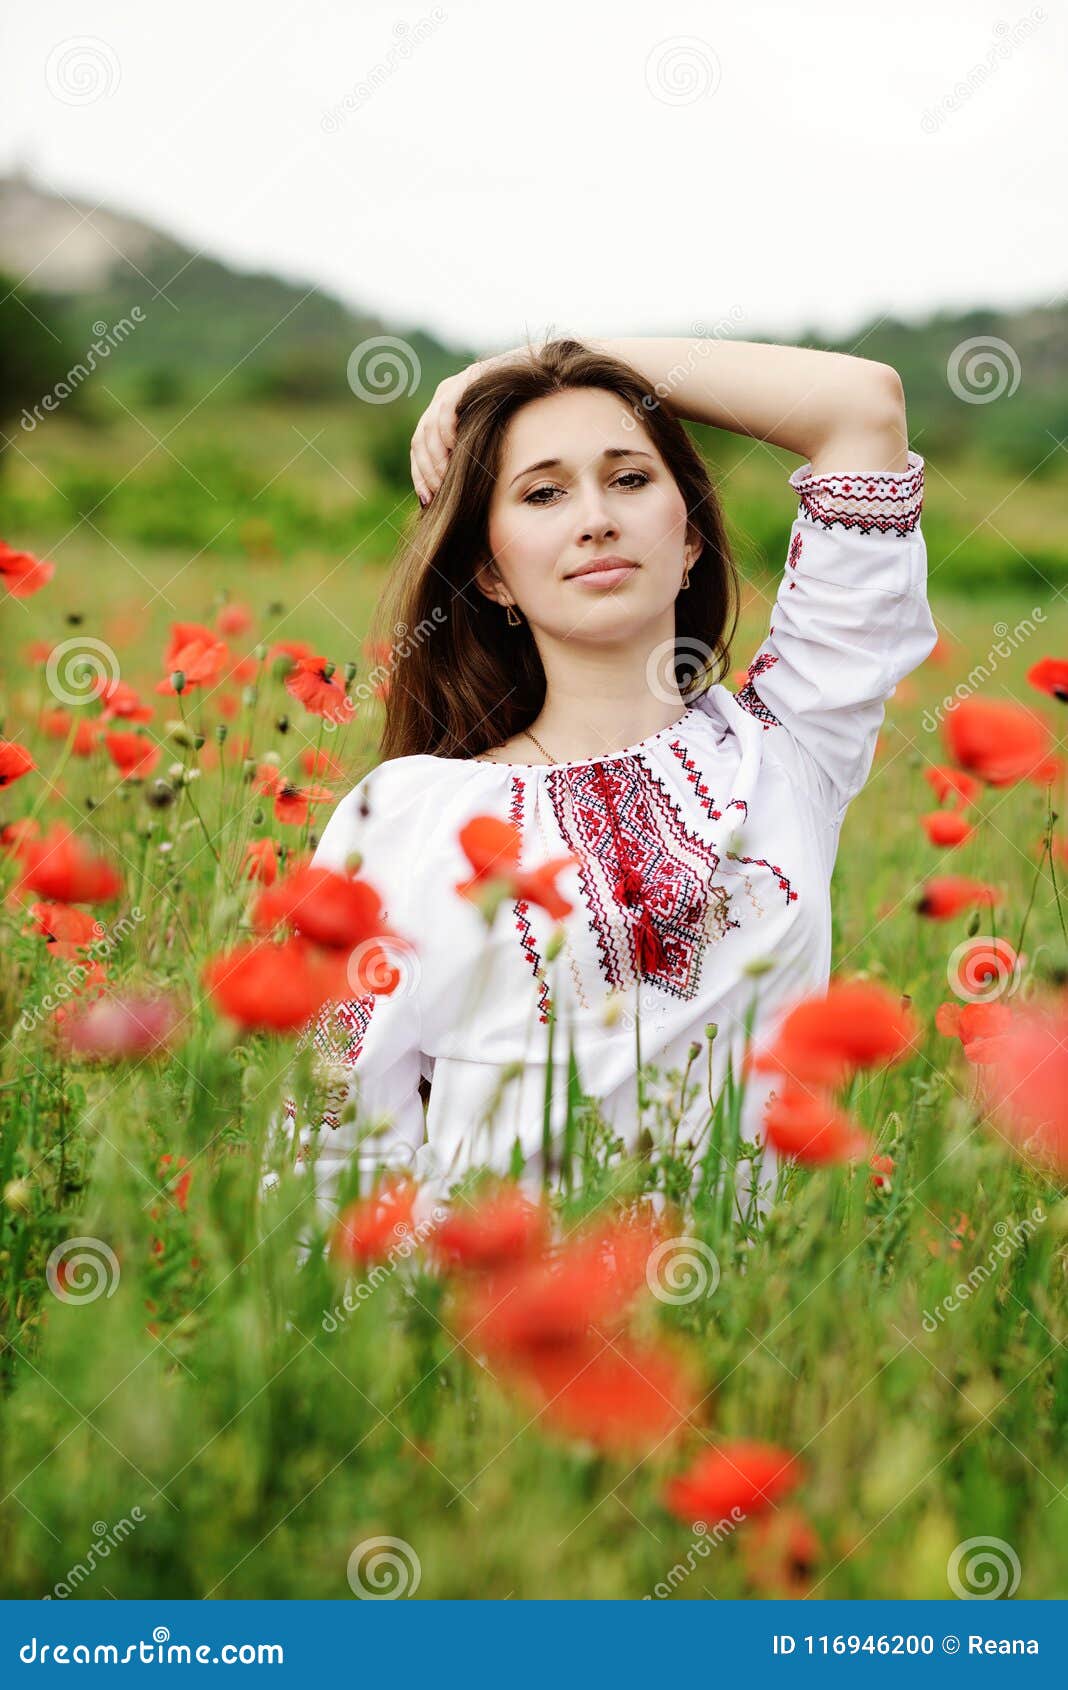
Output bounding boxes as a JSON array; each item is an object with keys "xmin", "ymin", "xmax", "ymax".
[{"xmin": 1, "ymin": 0, "xmax": 1065, "ymax": 354}]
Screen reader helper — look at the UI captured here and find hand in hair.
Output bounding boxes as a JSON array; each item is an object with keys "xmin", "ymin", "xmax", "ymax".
[{"xmin": 410, "ymin": 348, "xmax": 531, "ymax": 506}]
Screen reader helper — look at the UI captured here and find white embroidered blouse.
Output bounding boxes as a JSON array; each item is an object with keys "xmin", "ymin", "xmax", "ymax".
[{"xmin": 291, "ymin": 451, "xmax": 935, "ymax": 1208}]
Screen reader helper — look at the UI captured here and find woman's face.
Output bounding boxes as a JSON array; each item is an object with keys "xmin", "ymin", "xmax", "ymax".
[{"xmin": 481, "ymin": 386, "xmax": 699, "ymax": 642}]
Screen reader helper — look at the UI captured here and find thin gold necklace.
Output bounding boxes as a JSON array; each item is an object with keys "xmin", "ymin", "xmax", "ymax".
[{"xmin": 523, "ymin": 727, "xmax": 557, "ymax": 765}]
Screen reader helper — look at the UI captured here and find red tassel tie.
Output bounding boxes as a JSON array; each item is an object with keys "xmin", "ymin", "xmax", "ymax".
[
  {"xmin": 634, "ymin": 905, "xmax": 668, "ymax": 973},
  {"xmin": 613, "ymin": 864, "xmax": 644, "ymax": 906}
]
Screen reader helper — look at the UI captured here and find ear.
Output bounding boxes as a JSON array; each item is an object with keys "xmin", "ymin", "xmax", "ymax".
[
  {"xmin": 685, "ymin": 526, "xmax": 705, "ymax": 567},
  {"xmin": 473, "ymin": 558, "xmax": 510, "ymax": 608}
]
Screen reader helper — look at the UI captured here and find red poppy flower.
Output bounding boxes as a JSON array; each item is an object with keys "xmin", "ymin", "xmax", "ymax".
[
  {"xmin": 242, "ymin": 838, "xmax": 280, "ymax": 886},
  {"xmin": 155, "ymin": 624, "xmax": 229, "ymax": 694},
  {"xmin": 94, "ymin": 679, "xmax": 154, "ymax": 724},
  {"xmin": 869, "ymin": 1152, "xmax": 894, "ymax": 1189},
  {"xmin": 739, "ymin": 1507, "xmax": 821, "ymax": 1597},
  {"xmin": 39, "ymin": 709, "xmax": 101, "ymax": 757},
  {"xmin": 943, "ymin": 696, "xmax": 1051, "ymax": 786},
  {"xmin": 1027, "ymin": 658, "xmax": 1068, "ymax": 703},
  {"xmin": 158, "ymin": 1153, "xmax": 192, "ymax": 1212},
  {"xmin": 13, "ymin": 825, "xmax": 122, "ymax": 904},
  {"xmin": 58, "ymin": 991, "xmax": 180, "ymax": 1061},
  {"xmin": 268, "ymin": 639, "xmax": 316, "ymax": 665},
  {"xmin": 431, "ymin": 1183, "xmax": 549, "ymax": 1273},
  {"xmin": 916, "ymin": 876, "xmax": 1001, "ymax": 919},
  {"xmin": 665, "ymin": 1440, "xmax": 803, "ymax": 1528},
  {"xmin": 104, "ymin": 731, "xmax": 162, "ymax": 781},
  {"xmin": 935, "ymin": 998, "xmax": 1014, "ymax": 1064},
  {"xmin": 216, "ymin": 602, "xmax": 254, "ymax": 637},
  {"xmin": 456, "ymin": 815, "xmax": 577, "ymax": 921},
  {"xmin": 0, "ymin": 539, "xmax": 54, "ymax": 597},
  {"xmin": 203, "ymin": 935, "xmax": 349, "ymax": 1031},
  {"xmin": 763, "ymin": 1084, "xmax": 870, "ymax": 1164},
  {"xmin": 1028, "ymin": 753, "xmax": 1065, "ymax": 788},
  {"xmin": 1, "ymin": 815, "xmax": 39, "ymax": 854},
  {"xmin": 301, "ymin": 746, "xmax": 347, "ymax": 780},
  {"xmin": 252, "ymin": 863, "xmax": 394, "ymax": 955},
  {"xmin": 284, "ymin": 654, "xmax": 353, "ymax": 725},
  {"xmin": 253, "ymin": 765, "xmax": 335, "ymax": 827},
  {"xmin": 27, "ymin": 902, "xmax": 105, "ymax": 957},
  {"xmin": 330, "ymin": 1175, "xmax": 419, "ymax": 1265},
  {"xmin": 751, "ymin": 980, "xmax": 918, "ymax": 1086},
  {"xmin": 516, "ymin": 1334, "xmax": 700, "ymax": 1457},
  {"xmin": 0, "ymin": 740, "xmax": 36, "ymax": 788},
  {"xmin": 978, "ymin": 1003, "xmax": 1068, "ymax": 1173},
  {"xmin": 453, "ymin": 1212, "xmax": 660, "ymax": 1359},
  {"xmin": 921, "ymin": 810, "xmax": 973, "ymax": 847},
  {"xmin": 923, "ymin": 765, "xmax": 980, "ymax": 810}
]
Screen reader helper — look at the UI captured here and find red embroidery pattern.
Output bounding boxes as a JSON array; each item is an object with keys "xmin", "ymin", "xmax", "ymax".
[
  {"xmin": 736, "ymin": 652, "xmax": 782, "ymax": 730},
  {"xmin": 794, "ymin": 458, "xmax": 924, "ymax": 536},
  {"xmin": 509, "ymin": 773, "xmax": 554, "ymax": 1024},
  {"xmin": 726, "ymin": 851, "xmax": 798, "ymax": 905},
  {"xmin": 546, "ymin": 757, "xmax": 732, "ymax": 1001},
  {"xmin": 788, "ymin": 531, "xmax": 803, "ymax": 569},
  {"xmin": 669, "ymin": 737, "xmax": 749, "ymax": 824},
  {"xmin": 283, "ymin": 995, "xmax": 375, "ymax": 1132}
]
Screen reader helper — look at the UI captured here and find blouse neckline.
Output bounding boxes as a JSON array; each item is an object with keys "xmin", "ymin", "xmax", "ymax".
[{"xmin": 453, "ymin": 700, "xmax": 704, "ymax": 772}]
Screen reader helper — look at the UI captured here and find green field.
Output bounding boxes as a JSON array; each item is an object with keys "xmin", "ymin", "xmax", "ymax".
[{"xmin": 0, "ymin": 396, "xmax": 1067, "ymax": 1601}]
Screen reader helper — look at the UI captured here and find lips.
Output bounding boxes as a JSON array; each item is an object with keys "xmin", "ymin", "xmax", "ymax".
[{"xmin": 566, "ymin": 556, "xmax": 638, "ymax": 580}]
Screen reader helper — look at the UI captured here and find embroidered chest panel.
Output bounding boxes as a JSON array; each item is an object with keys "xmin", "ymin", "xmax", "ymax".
[{"xmin": 511, "ymin": 749, "xmax": 774, "ymax": 1024}]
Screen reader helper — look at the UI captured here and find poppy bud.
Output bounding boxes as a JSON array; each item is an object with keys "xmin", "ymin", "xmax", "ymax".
[
  {"xmin": 243, "ymin": 686, "xmax": 258, "ymax": 708},
  {"xmin": 344, "ymin": 662, "xmax": 357, "ymax": 685},
  {"xmin": 193, "ymin": 733, "xmax": 205, "ymax": 751},
  {"xmin": 967, "ymin": 909, "xmax": 982, "ymax": 936},
  {"xmin": 545, "ymin": 928, "xmax": 565, "ymax": 962},
  {"xmin": 215, "ymin": 723, "xmax": 228, "ymax": 743},
  {"xmin": 171, "ymin": 670, "xmax": 186, "ymax": 694},
  {"xmin": 275, "ymin": 715, "xmax": 290, "ymax": 734},
  {"xmin": 3, "ymin": 1178, "xmax": 32, "ymax": 1213}
]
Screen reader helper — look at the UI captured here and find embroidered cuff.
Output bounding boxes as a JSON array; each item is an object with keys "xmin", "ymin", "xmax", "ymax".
[{"xmin": 788, "ymin": 450, "xmax": 924, "ymax": 537}]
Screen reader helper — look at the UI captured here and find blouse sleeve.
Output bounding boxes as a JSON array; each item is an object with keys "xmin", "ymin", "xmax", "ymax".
[
  {"xmin": 281, "ymin": 758, "xmax": 432, "ymax": 1216},
  {"xmin": 733, "ymin": 450, "xmax": 936, "ymax": 810}
]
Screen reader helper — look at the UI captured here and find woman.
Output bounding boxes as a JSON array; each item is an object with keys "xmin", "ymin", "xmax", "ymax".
[{"xmin": 293, "ymin": 335, "xmax": 935, "ymax": 1213}]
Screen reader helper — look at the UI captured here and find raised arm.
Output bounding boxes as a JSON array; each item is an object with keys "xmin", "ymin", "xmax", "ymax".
[
  {"xmin": 583, "ymin": 336, "xmax": 908, "ymax": 475},
  {"xmin": 410, "ymin": 335, "xmax": 907, "ymax": 504}
]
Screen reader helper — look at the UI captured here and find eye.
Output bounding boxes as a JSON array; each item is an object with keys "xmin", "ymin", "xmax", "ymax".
[{"xmin": 522, "ymin": 470, "xmax": 651, "ymax": 506}]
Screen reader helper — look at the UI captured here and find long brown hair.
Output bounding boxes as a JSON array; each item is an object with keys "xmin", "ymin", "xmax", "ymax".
[{"xmin": 369, "ymin": 337, "xmax": 739, "ymax": 762}]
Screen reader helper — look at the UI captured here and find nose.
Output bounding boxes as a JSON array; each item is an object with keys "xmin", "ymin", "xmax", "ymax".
[{"xmin": 575, "ymin": 481, "xmax": 619, "ymax": 544}]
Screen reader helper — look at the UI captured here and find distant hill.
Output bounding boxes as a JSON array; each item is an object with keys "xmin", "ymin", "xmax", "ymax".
[
  {"xmin": 0, "ymin": 169, "xmax": 470, "ymax": 402},
  {"xmin": 1, "ymin": 168, "xmax": 1064, "ymax": 481}
]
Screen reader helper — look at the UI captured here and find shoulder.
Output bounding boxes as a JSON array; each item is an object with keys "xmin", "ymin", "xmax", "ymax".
[{"xmin": 312, "ymin": 753, "xmax": 499, "ymax": 865}]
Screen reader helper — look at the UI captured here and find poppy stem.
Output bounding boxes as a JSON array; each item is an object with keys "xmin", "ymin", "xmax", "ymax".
[{"xmin": 174, "ymin": 691, "xmax": 222, "ymax": 867}]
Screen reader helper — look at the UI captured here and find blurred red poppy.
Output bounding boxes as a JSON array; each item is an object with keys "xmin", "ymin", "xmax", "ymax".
[
  {"xmin": 916, "ymin": 876, "xmax": 1001, "ymax": 919},
  {"xmin": 457, "ymin": 815, "xmax": 577, "ymax": 921},
  {"xmin": 944, "ymin": 696, "xmax": 1051, "ymax": 786},
  {"xmin": 431, "ymin": 1183, "xmax": 549, "ymax": 1274},
  {"xmin": 752, "ymin": 980, "xmax": 918, "ymax": 1086},
  {"xmin": 13, "ymin": 825, "xmax": 122, "ymax": 904},
  {"xmin": 203, "ymin": 936, "xmax": 349, "ymax": 1031},
  {"xmin": 331, "ymin": 1176, "xmax": 419, "ymax": 1266},
  {"xmin": 665, "ymin": 1440, "xmax": 803, "ymax": 1527},
  {"xmin": 1027, "ymin": 658, "xmax": 1068, "ymax": 703},
  {"xmin": 763, "ymin": 1084, "xmax": 870, "ymax": 1164},
  {"xmin": 921, "ymin": 810, "xmax": 973, "ymax": 847},
  {"xmin": 0, "ymin": 740, "xmax": 36, "ymax": 788}
]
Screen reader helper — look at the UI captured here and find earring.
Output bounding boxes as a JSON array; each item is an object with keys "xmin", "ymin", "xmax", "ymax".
[
  {"xmin": 680, "ymin": 568, "xmax": 692, "ymax": 590},
  {"xmin": 506, "ymin": 602, "xmax": 522, "ymax": 626}
]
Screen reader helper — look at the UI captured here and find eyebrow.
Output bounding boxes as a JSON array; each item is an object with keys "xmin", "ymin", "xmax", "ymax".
[{"xmin": 509, "ymin": 447, "xmax": 655, "ymax": 488}]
